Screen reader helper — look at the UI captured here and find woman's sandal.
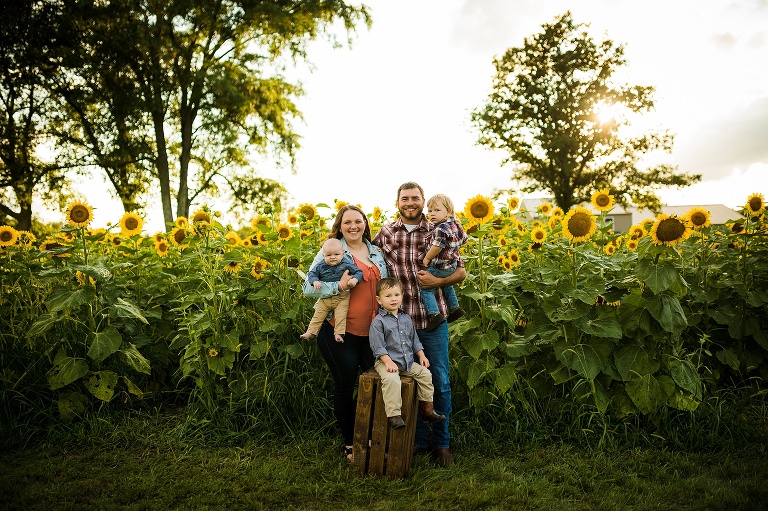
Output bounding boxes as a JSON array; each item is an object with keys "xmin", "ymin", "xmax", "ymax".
[{"xmin": 344, "ymin": 445, "xmax": 353, "ymax": 462}]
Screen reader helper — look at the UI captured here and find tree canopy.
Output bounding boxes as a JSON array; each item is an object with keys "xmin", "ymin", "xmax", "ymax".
[
  {"xmin": 1, "ymin": 0, "xmax": 370, "ymax": 230},
  {"xmin": 471, "ymin": 12, "xmax": 700, "ymax": 212}
]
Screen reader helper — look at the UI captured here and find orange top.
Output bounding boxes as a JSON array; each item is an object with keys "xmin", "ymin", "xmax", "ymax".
[{"xmin": 331, "ymin": 255, "xmax": 381, "ymax": 336}]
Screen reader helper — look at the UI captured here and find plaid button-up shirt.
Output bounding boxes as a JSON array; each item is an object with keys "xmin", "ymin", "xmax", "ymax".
[
  {"xmin": 425, "ymin": 218, "xmax": 467, "ymax": 270},
  {"xmin": 373, "ymin": 215, "xmax": 465, "ymax": 329}
]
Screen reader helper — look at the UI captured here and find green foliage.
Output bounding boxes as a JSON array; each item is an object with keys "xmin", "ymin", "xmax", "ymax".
[{"xmin": 471, "ymin": 11, "xmax": 701, "ymax": 212}]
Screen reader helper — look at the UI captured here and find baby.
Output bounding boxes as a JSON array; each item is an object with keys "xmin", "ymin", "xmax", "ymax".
[{"xmin": 300, "ymin": 238, "xmax": 363, "ymax": 342}]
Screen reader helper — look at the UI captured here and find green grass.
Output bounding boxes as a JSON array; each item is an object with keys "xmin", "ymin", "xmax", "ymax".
[{"xmin": 2, "ymin": 409, "xmax": 767, "ymax": 511}]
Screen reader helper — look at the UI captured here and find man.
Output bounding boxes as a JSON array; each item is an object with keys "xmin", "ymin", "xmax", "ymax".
[{"xmin": 373, "ymin": 182, "xmax": 466, "ymax": 466}]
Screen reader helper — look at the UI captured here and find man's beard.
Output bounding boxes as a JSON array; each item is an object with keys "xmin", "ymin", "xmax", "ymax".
[{"xmin": 399, "ymin": 207, "xmax": 422, "ymax": 221}]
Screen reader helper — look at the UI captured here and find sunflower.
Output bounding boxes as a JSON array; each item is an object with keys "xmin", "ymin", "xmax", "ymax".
[
  {"xmin": 528, "ymin": 242, "xmax": 543, "ymax": 254},
  {"xmin": 300, "ymin": 229, "xmax": 314, "ymax": 242},
  {"xmin": 58, "ymin": 230, "xmax": 76, "ymax": 243},
  {"xmin": 515, "ymin": 221, "xmax": 527, "ymax": 235},
  {"xmin": 287, "ymin": 212, "xmax": 299, "ymax": 225},
  {"xmin": 110, "ymin": 235, "xmax": 122, "ymax": 247},
  {"xmin": 224, "ymin": 261, "xmax": 242, "ymax": 274},
  {"xmin": 508, "ymin": 250, "xmax": 521, "ymax": 265},
  {"xmin": 547, "ymin": 216, "xmax": 561, "ymax": 231},
  {"xmin": 251, "ymin": 215, "xmax": 271, "ymax": 229},
  {"xmin": 242, "ymin": 238, "xmax": 253, "ymax": 248},
  {"xmin": 508, "ymin": 197, "xmax": 520, "ymax": 212},
  {"xmin": 298, "ymin": 203, "xmax": 318, "ymax": 221},
  {"xmin": 16, "ymin": 230, "xmax": 36, "ymax": 248},
  {"xmin": 641, "ymin": 218, "xmax": 655, "ymax": 231},
  {"xmin": 745, "ymin": 193, "xmax": 765, "ymax": 215},
  {"xmin": 225, "ymin": 231, "xmax": 241, "ymax": 247},
  {"xmin": 76, "ymin": 270, "xmax": 95, "ymax": 286},
  {"xmin": 120, "ymin": 212, "xmax": 143, "ymax": 236},
  {"xmin": 334, "ymin": 200, "xmax": 349, "ymax": 212},
  {"xmin": 152, "ymin": 232, "xmax": 166, "ymax": 244},
  {"xmin": 685, "ymin": 206, "xmax": 711, "ymax": 230},
  {"xmin": 276, "ymin": 223, "xmax": 293, "ymax": 241},
  {"xmin": 730, "ymin": 221, "xmax": 744, "ymax": 234},
  {"xmin": 251, "ymin": 257, "xmax": 270, "ymax": 279},
  {"xmin": 497, "ymin": 234, "xmax": 509, "ymax": 247},
  {"xmin": 175, "ymin": 216, "xmax": 189, "ymax": 228},
  {"xmin": 628, "ymin": 224, "xmax": 646, "ymax": 240},
  {"xmin": 496, "ymin": 255, "xmax": 509, "ymax": 269},
  {"xmin": 65, "ymin": 200, "xmax": 94, "ymax": 227},
  {"xmin": 0, "ymin": 226, "xmax": 19, "ymax": 247},
  {"xmin": 209, "ymin": 348, "xmax": 218, "ymax": 357},
  {"xmin": 626, "ymin": 239, "xmax": 638, "ymax": 251},
  {"xmin": 464, "ymin": 195, "xmax": 494, "ymax": 223},
  {"xmin": 531, "ymin": 227, "xmax": 547, "ymax": 243},
  {"xmin": 41, "ymin": 238, "xmax": 67, "ymax": 255},
  {"xmin": 170, "ymin": 227, "xmax": 189, "ymax": 247},
  {"xmin": 562, "ymin": 206, "xmax": 596, "ymax": 242},
  {"xmin": 500, "ymin": 257, "xmax": 513, "ymax": 271},
  {"xmin": 191, "ymin": 209, "xmax": 211, "ymax": 224},
  {"xmin": 372, "ymin": 206, "xmax": 382, "ymax": 223},
  {"xmin": 550, "ymin": 207, "xmax": 564, "ymax": 218},
  {"xmin": 257, "ymin": 231, "xmax": 269, "ymax": 246},
  {"xmin": 650, "ymin": 214, "xmax": 691, "ymax": 247},
  {"xmin": 538, "ymin": 202, "xmax": 553, "ymax": 216},
  {"xmin": 591, "ymin": 189, "xmax": 614, "ymax": 212},
  {"xmin": 604, "ymin": 243, "xmax": 616, "ymax": 256},
  {"xmin": 491, "ymin": 217, "xmax": 505, "ymax": 232},
  {"xmin": 155, "ymin": 240, "xmax": 170, "ymax": 257}
]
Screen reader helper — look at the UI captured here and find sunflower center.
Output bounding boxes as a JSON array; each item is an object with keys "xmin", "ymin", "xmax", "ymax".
[
  {"xmin": 595, "ymin": 195, "xmax": 611, "ymax": 208},
  {"xmin": 174, "ymin": 230, "xmax": 187, "ymax": 244},
  {"xmin": 690, "ymin": 212, "xmax": 707, "ymax": 226},
  {"xmin": 279, "ymin": 228, "xmax": 290, "ymax": 238},
  {"xmin": 300, "ymin": 206, "xmax": 315, "ymax": 220},
  {"xmin": 656, "ymin": 218, "xmax": 685, "ymax": 242},
  {"xmin": 533, "ymin": 231, "xmax": 545, "ymax": 241},
  {"xmin": 470, "ymin": 202, "xmax": 490, "ymax": 219},
  {"xmin": 567, "ymin": 213, "xmax": 591, "ymax": 237},
  {"xmin": 0, "ymin": 231, "xmax": 12, "ymax": 242},
  {"xmin": 193, "ymin": 212, "xmax": 211, "ymax": 223},
  {"xmin": 731, "ymin": 222, "xmax": 744, "ymax": 233},
  {"xmin": 749, "ymin": 197, "xmax": 763, "ymax": 212},
  {"xmin": 70, "ymin": 205, "xmax": 91, "ymax": 223},
  {"xmin": 125, "ymin": 217, "xmax": 139, "ymax": 231}
]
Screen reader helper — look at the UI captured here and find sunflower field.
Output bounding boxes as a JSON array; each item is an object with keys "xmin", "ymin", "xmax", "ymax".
[{"xmin": 1, "ymin": 193, "xmax": 767, "ymax": 437}]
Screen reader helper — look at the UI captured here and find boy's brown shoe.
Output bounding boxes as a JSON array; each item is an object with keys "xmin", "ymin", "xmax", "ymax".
[{"xmin": 388, "ymin": 415, "xmax": 406, "ymax": 429}]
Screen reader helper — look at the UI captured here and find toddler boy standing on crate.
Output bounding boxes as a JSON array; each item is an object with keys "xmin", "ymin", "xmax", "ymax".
[{"xmin": 368, "ymin": 277, "xmax": 446, "ymax": 429}]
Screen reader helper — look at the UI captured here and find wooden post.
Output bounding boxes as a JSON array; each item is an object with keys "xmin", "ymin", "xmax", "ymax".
[{"xmin": 351, "ymin": 368, "xmax": 418, "ymax": 479}]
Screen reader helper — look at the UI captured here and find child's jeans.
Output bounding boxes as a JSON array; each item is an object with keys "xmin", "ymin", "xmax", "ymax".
[{"xmin": 420, "ymin": 264, "xmax": 459, "ymax": 316}]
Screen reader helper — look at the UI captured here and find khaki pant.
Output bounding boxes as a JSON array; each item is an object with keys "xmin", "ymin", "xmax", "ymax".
[
  {"xmin": 374, "ymin": 359, "xmax": 434, "ymax": 417},
  {"xmin": 305, "ymin": 293, "xmax": 351, "ymax": 336}
]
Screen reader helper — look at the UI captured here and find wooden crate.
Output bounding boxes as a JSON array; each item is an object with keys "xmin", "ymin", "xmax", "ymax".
[{"xmin": 351, "ymin": 368, "xmax": 418, "ymax": 479}]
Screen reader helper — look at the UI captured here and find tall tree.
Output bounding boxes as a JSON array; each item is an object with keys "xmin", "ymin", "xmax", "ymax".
[
  {"xmin": 0, "ymin": 0, "xmax": 68, "ymax": 231},
  {"xmin": 471, "ymin": 12, "xmax": 700, "ymax": 212},
  {"xmin": 60, "ymin": 0, "xmax": 370, "ymax": 228}
]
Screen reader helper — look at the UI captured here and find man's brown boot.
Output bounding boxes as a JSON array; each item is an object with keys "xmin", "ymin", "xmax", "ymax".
[{"xmin": 419, "ymin": 401, "xmax": 446, "ymax": 424}]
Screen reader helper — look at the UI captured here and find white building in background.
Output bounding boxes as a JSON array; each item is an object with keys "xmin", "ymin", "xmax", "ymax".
[{"xmin": 517, "ymin": 198, "xmax": 743, "ymax": 233}]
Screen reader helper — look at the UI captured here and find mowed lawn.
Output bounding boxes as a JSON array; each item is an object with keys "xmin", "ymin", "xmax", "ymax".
[{"xmin": 2, "ymin": 433, "xmax": 767, "ymax": 511}]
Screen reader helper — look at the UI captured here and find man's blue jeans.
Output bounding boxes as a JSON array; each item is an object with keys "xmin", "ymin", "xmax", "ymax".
[
  {"xmin": 414, "ymin": 321, "xmax": 452, "ymax": 449},
  {"xmin": 420, "ymin": 265, "xmax": 459, "ymax": 316}
]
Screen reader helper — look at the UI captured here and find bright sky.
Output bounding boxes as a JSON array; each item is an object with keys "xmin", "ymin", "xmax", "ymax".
[{"xmin": 57, "ymin": 0, "xmax": 768, "ymax": 232}]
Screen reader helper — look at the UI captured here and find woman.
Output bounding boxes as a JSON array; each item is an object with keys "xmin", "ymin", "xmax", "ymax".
[{"xmin": 302, "ymin": 205, "xmax": 388, "ymax": 461}]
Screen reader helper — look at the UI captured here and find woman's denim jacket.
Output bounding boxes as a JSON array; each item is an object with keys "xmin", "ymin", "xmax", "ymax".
[{"xmin": 302, "ymin": 238, "xmax": 388, "ymax": 300}]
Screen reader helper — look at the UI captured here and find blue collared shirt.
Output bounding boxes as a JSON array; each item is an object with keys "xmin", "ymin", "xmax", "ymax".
[{"xmin": 368, "ymin": 307, "xmax": 423, "ymax": 371}]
